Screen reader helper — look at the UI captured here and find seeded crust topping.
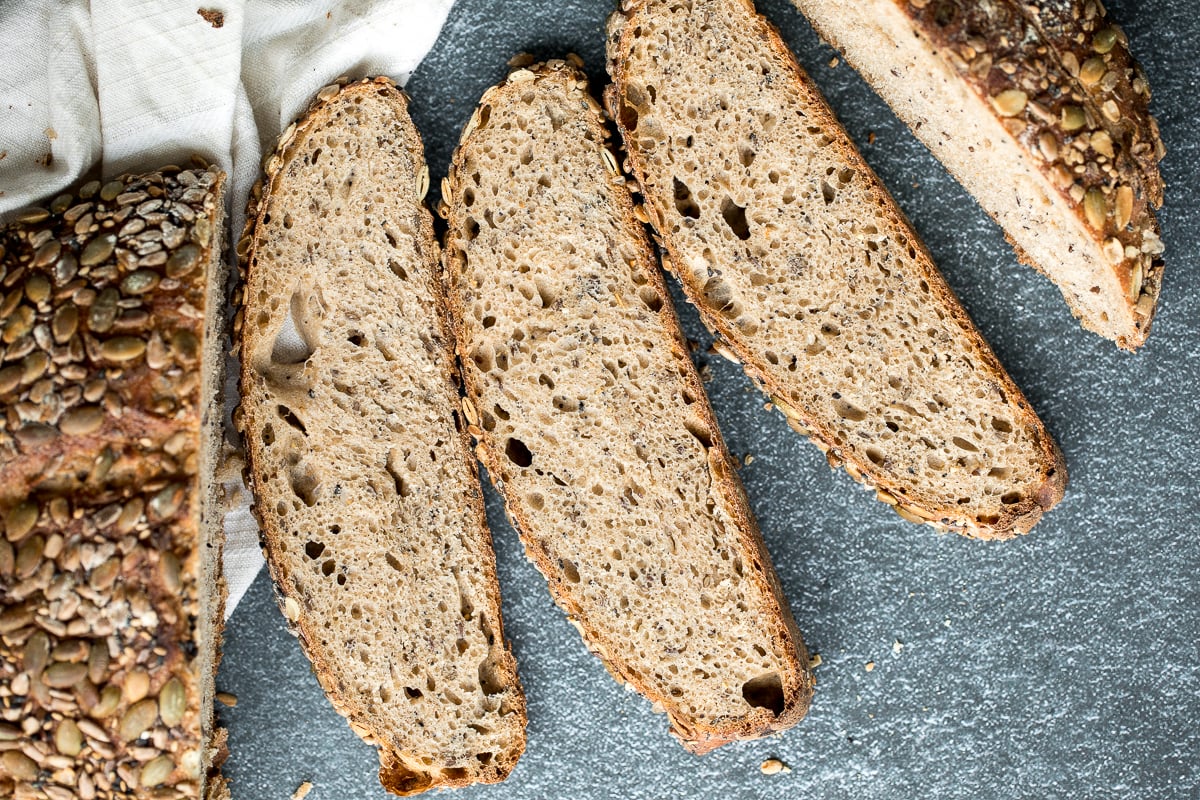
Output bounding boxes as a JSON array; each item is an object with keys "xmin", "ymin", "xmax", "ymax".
[
  {"xmin": 0, "ymin": 167, "xmax": 224, "ymax": 800},
  {"xmin": 898, "ymin": 0, "xmax": 1165, "ymax": 335}
]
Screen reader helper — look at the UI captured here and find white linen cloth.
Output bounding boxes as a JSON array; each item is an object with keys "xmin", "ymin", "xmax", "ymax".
[{"xmin": 0, "ymin": 0, "xmax": 455, "ymax": 616}]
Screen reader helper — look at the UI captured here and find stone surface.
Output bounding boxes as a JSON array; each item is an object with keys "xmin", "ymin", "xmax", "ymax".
[{"xmin": 216, "ymin": 0, "xmax": 1200, "ymax": 797}]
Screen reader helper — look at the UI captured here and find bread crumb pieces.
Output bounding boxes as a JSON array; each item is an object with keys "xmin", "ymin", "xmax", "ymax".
[
  {"xmin": 892, "ymin": 639, "xmax": 904, "ymax": 656},
  {"xmin": 744, "ymin": 453, "xmax": 755, "ymax": 466},
  {"xmin": 700, "ymin": 364, "xmax": 713, "ymax": 383},
  {"xmin": 44, "ymin": 128, "xmax": 57, "ymax": 140},
  {"xmin": 291, "ymin": 782, "xmax": 314, "ymax": 800},
  {"xmin": 198, "ymin": 8, "xmax": 224, "ymax": 28},
  {"xmin": 808, "ymin": 653, "xmax": 822, "ymax": 668},
  {"xmin": 760, "ymin": 758, "xmax": 791, "ymax": 775},
  {"xmin": 868, "ymin": 131, "xmax": 876, "ymax": 145},
  {"xmin": 864, "ymin": 661, "xmax": 875, "ymax": 672},
  {"xmin": 216, "ymin": 692, "xmax": 238, "ymax": 707},
  {"xmin": 828, "ymin": 56, "xmax": 839, "ymax": 68}
]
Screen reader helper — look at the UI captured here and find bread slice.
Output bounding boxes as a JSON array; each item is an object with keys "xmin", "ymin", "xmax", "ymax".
[
  {"xmin": 606, "ymin": 0, "xmax": 1066, "ymax": 539},
  {"xmin": 441, "ymin": 59, "xmax": 814, "ymax": 753},
  {"xmin": 235, "ymin": 77, "xmax": 526, "ymax": 795},
  {"xmin": 0, "ymin": 165, "xmax": 230, "ymax": 799},
  {"xmin": 784, "ymin": 0, "xmax": 1166, "ymax": 349}
]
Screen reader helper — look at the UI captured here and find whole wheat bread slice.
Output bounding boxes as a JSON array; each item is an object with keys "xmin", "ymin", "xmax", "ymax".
[
  {"xmin": 235, "ymin": 77, "xmax": 526, "ymax": 795},
  {"xmin": 785, "ymin": 0, "xmax": 1166, "ymax": 349},
  {"xmin": 606, "ymin": 0, "xmax": 1066, "ymax": 539},
  {"xmin": 0, "ymin": 165, "xmax": 230, "ymax": 799},
  {"xmin": 441, "ymin": 59, "xmax": 814, "ymax": 753}
]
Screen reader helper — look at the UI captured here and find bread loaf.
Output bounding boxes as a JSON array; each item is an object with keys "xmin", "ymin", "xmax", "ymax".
[
  {"xmin": 442, "ymin": 59, "xmax": 814, "ymax": 753},
  {"xmin": 235, "ymin": 77, "xmax": 526, "ymax": 795},
  {"xmin": 606, "ymin": 0, "xmax": 1067, "ymax": 538},
  {"xmin": 0, "ymin": 165, "xmax": 230, "ymax": 799},
  {"xmin": 785, "ymin": 0, "xmax": 1166, "ymax": 349}
]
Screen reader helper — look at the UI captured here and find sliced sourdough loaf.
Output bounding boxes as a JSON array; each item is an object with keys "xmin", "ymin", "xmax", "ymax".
[
  {"xmin": 606, "ymin": 0, "xmax": 1066, "ymax": 538},
  {"xmin": 785, "ymin": 0, "xmax": 1166, "ymax": 349},
  {"xmin": 441, "ymin": 59, "xmax": 814, "ymax": 753},
  {"xmin": 236, "ymin": 77, "xmax": 526, "ymax": 795},
  {"xmin": 0, "ymin": 165, "xmax": 230, "ymax": 799}
]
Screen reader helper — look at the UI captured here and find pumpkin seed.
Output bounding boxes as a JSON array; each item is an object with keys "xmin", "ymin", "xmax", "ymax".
[
  {"xmin": 6, "ymin": 501, "xmax": 39, "ymax": 542},
  {"xmin": 60, "ymin": 405, "xmax": 105, "ymax": 436},
  {"xmin": 0, "ymin": 365, "xmax": 22, "ymax": 394},
  {"xmin": 43, "ymin": 661, "xmax": 87, "ymax": 688},
  {"xmin": 140, "ymin": 755, "xmax": 175, "ymax": 787},
  {"xmin": 124, "ymin": 667, "xmax": 150, "ymax": 703},
  {"xmin": 166, "ymin": 243, "xmax": 201, "ymax": 278},
  {"xmin": 52, "ymin": 304, "xmax": 79, "ymax": 343},
  {"xmin": 32, "ymin": 240, "xmax": 62, "ymax": 268},
  {"xmin": 119, "ymin": 698, "xmax": 158, "ymax": 741},
  {"xmin": 88, "ymin": 287, "xmax": 120, "ymax": 332},
  {"xmin": 99, "ymin": 180, "xmax": 125, "ymax": 201},
  {"xmin": 159, "ymin": 677, "xmax": 186, "ymax": 727},
  {"xmin": 92, "ymin": 685, "xmax": 122, "ymax": 718},
  {"xmin": 55, "ymin": 720, "xmax": 82, "ymax": 756},
  {"xmin": 120, "ymin": 269, "xmax": 160, "ymax": 295},
  {"xmin": 2, "ymin": 750, "xmax": 37, "ymax": 781},
  {"xmin": 99, "ymin": 335, "xmax": 146, "ymax": 361},
  {"xmin": 991, "ymin": 89, "xmax": 1027, "ymax": 117},
  {"xmin": 79, "ymin": 234, "xmax": 117, "ymax": 266}
]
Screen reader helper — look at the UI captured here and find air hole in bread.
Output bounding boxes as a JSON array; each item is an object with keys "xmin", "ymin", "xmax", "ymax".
[
  {"xmin": 386, "ymin": 451, "xmax": 411, "ymax": 498},
  {"xmin": 493, "ymin": 404, "xmax": 510, "ymax": 421},
  {"xmin": 638, "ymin": 287, "xmax": 664, "ymax": 312},
  {"xmin": 347, "ymin": 332, "xmax": 365, "ymax": 347},
  {"xmin": 683, "ymin": 416, "xmax": 713, "ymax": 449},
  {"xmin": 262, "ymin": 424, "xmax": 275, "ymax": 446},
  {"xmin": 1000, "ymin": 491, "xmax": 1022, "ymax": 505},
  {"xmin": 952, "ymin": 436, "xmax": 978, "ymax": 453},
  {"xmin": 820, "ymin": 181, "xmax": 836, "ymax": 205},
  {"xmin": 305, "ymin": 541, "xmax": 325, "ymax": 560},
  {"xmin": 833, "ymin": 397, "xmax": 867, "ymax": 422},
  {"xmin": 561, "ymin": 559, "xmax": 580, "ymax": 584},
  {"xmin": 991, "ymin": 417, "xmax": 1013, "ymax": 433},
  {"xmin": 504, "ymin": 438, "xmax": 533, "ymax": 467},
  {"xmin": 741, "ymin": 672, "xmax": 785, "ymax": 715},
  {"xmin": 270, "ymin": 288, "xmax": 322, "ymax": 366},
  {"xmin": 535, "ymin": 280, "xmax": 556, "ymax": 308},
  {"xmin": 289, "ymin": 464, "xmax": 319, "ymax": 507},
  {"xmin": 719, "ymin": 197, "xmax": 751, "ymax": 240},
  {"xmin": 673, "ymin": 178, "xmax": 700, "ymax": 218},
  {"xmin": 276, "ymin": 405, "xmax": 307, "ymax": 435},
  {"xmin": 702, "ymin": 276, "xmax": 740, "ymax": 318}
]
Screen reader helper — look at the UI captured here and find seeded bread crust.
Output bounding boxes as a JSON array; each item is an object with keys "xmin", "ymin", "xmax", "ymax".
[
  {"xmin": 441, "ymin": 60, "xmax": 814, "ymax": 753},
  {"xmin": 0, "ymin": 166, "xmax": 229, "ymax": 799},
  {"xmin": 785, "ymin": 0, "xmax": 1165, "ymax": 349},
  {"xmin": 606, "ymin": 0, "xmax": 1067, "ymax": 539},
  {"xmin": 234, "ymin": 77, "xmax": 526, "ymax": 795}
]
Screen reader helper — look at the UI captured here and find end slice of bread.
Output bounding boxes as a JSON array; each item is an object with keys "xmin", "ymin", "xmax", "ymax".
[
  {"xmin": 606, "ymin": 0, "xmax": 1067, "ymax": 538},
  {"xmin": 785, "ymin": 0, "xmax": 1166, "ymax": 349},
  {"xmin": 442, "ymin": 59, "xmax": 815, "ymax": 753},
  {"xmin": 236, "ymin": 78, "xmax": 526, "ymax": 795},
  {"xmin": 0, "ymin": 165, "xmax": 230, "ymax": 799}
]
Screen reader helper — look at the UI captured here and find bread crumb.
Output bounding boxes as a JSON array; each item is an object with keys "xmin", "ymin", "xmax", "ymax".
[
  {"xmin": 44, "ymin": 128, "xmax": 57, "ymax": 140},
  {"xmin": 808, "ymin": 653, "xmax": 822, "ymax": 668},
  {"xmin": 892, "ymin": 639, "xmax": 904, "ymax": 656},
  {"xmin": 291, "ymin": 782, "xmax": 314, "ymax": 800},
  {"xmin": 760, "ymin": 758, "xmax": 791, "ymax": 775},
  {"xmin": 0, "ymin": 151, "xmax": 7, "ymax": 161},
  {"xmin": 744, "ymin": 453, "xmax": 755, "ymax": 466},
  {"xmin": 828, "ymin": 56, "xmax": 839, "ymax": 68},
  {"xmin": 198, "ymin": 8, "xmax": 224, "ymax": 28},
  {"xmin": 868, "ymin": 131, "xmax": 876, "ymax": 145},
  {"xmin": 699, "ymin": 364, "xmax": 713, "ymax": 383},
  {"xmin": 216, "ymin": 692, "xmax": 238, "ymax": 707},
  {"xmin": 864, "ymin": 661, "xmax": 875, "ymax": 672}
]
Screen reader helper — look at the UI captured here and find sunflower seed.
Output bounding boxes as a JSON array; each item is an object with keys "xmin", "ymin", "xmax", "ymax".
[
  {"xmin": 160, "ymin": 551, "xmax": 181, "ymax": 593},
  {"xmin": 88, "ymin": 641, "xmax": 109, "ymax": 684},
  {"xmin": 2, "ymin": 750, "xmax": 38, "ymax": 781}
]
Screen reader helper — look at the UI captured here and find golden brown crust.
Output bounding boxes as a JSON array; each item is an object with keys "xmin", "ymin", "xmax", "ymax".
[
  {"xmin": 0, "ymin": 165, "xmax": 227, "ymax": 798},
  {"xmin": 606, "ymin": 0, "xmax": 1067, "ymax": 540},
  {"xmin": 441, "ymin": 60, "xmax": 814, "ymax": 752},
  {"xmin": 233, "ymin": 77, "xmax": 525, "ymax": 796}
]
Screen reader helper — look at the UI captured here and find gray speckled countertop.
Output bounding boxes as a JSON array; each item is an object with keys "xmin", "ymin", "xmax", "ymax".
[{"xmin": 216, "ymin": 1, "xmax": 1200, "ymax": 797}]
